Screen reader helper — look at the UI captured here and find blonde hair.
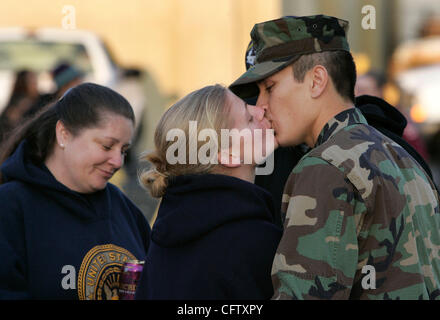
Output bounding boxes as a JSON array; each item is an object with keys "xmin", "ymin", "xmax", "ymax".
[{"xmin": 139, "ymin": 84, "xmax": 231, "ymax": 198}]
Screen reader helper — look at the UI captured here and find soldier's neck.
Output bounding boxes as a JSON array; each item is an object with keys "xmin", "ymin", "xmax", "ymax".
[{"xmin": 308, "ymin": 96, "xmax": 354, "ymax": 148}]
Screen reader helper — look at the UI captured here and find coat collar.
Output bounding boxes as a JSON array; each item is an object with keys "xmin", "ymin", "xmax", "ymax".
[{"xmin": 315, "ymin": 107, "xmax": 368, "ymax": 148}]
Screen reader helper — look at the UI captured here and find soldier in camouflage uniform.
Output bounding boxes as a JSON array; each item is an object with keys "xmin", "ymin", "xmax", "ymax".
[{"xmin": 230, "ymin": 15, "xmax": 440, "ymax": 299}]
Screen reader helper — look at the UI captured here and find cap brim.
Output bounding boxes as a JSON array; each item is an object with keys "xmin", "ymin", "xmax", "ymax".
[{"xmin": 229, "ymin": 55, "xmax": 300, "ymax": 99}]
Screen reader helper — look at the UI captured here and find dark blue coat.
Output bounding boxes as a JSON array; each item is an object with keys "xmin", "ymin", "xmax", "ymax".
[
  {"xmin": 135, "ymin": 174, "xmax": 282, "ymax": 300},
  {"xmin": 0, "ymin": 140, "xmax": 150, "ymax": 299}
]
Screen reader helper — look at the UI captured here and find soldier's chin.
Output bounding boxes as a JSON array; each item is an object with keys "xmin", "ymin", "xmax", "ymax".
[
  {"xmin": 271, "ymin": 131, "xmax": 280, "ymax": 149},
  {"xmin": 273, "ymin": 133, "xmax": 284, "ymax": 148}
]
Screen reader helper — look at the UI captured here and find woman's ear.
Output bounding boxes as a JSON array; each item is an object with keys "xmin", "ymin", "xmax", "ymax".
[
  {"xmin": 309, "ymin": 65, "xmax": 329, "ymax": 99},
  {"xmin": 217, "ymin": 149, "xmax": 242, "ymax": 168},
  {"xmin": 55, "ymin": 120, "xmax": 70, "ymax": 149}
]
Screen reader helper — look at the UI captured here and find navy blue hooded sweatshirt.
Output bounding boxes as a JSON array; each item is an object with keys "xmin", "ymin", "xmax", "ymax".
[
  {"xmin": 0, "ymin": 140, "xmax": 150, "ymax": 299},
  {"xmin": 135, "ymin": 174, "xmax": 282, "ymax": 300}
]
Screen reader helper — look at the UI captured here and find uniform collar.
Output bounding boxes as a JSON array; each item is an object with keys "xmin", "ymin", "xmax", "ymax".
[{"xmin": 314, "ymin": 107, "xmax": 368, "ymax": 148}]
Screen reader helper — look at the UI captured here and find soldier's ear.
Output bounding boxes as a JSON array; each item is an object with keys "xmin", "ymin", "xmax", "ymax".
[{"xmin": 309, "ymin": 65, "xmax": 328, "ymax": 99}]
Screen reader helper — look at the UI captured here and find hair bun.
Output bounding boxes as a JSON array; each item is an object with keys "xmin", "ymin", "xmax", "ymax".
[
  {"xmin": 139, "ymin": 169, "xmax": 168, "ymax": 198},
  {"xmin": 139, "ymin": 151, "xmax": 169, "ymax": 198}
]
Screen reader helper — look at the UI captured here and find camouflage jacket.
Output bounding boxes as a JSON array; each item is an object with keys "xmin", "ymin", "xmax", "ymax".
[{"xmin": 272, "ymin": 107, "xmax": 440, "ymax": 300}]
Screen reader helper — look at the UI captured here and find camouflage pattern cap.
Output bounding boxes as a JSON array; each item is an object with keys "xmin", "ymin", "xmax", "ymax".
[{"xmin": 230, "ymin": 15, "xmax": 350, "ymax": 99}]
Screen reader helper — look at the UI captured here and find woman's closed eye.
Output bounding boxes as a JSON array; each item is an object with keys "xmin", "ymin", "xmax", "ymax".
[{"xmin": 103, "ymin": 145, "xmax": 129, "ymax": 156}]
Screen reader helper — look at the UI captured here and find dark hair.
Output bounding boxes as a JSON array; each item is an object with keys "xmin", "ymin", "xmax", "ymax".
[
  {"xmin": 291, "ymin": 50, "xmax": 357, "ymax": 103},
  {"xmin": 9, "ymin": 70, "xmax": 35, "ymax": 99},
  {"xmin": 0, "ymin": 82, "xmax": 135, "ymax": 184}
]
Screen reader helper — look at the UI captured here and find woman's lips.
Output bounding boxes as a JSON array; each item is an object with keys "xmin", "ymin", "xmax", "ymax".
[{"xmin": 97, "ymin": 168, "xmax": 114, "ymax": 179}]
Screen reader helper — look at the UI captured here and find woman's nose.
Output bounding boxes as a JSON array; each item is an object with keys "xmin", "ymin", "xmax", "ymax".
[
  {"xmin": 248, "ymin": 105, "xmax": 266, "ymax": 122},
  {"xmin": 108, "ymin": 151, "xmax": 124, "ymax": 169}
]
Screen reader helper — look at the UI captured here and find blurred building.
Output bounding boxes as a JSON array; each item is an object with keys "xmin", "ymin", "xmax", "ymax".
[
  {"xmin": 283, "ymin": 0, "xmax": 440, "ymax": 74},
  {"xmin": 1, "ymin": 0, "xmax": 439, "ymax": 103},
  {"xmin": 0, "ymin": 0, "xmax": 280, "ymax": 101}
]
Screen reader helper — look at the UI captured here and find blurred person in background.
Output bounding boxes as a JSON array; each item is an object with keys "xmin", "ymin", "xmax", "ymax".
[
  {"xmin": 354, "ymin": 70, "xmax": 386, "ymax": 98},
  {"xmin": 51, "ymin": 63, "xmax": 84, "ymax": 97},
  {"xmin": 355, "ymin": 70, "xmax": 430, "ymax": 163},
  {"xmin": 25, "ymin": 62, "xmax": 84, "ymax": 118},
  {"xmin": 0, "ymin": 83, "xmax": 150, "ymax": 299},
  {"xmin": 427, "ymin": 129, "xmax": 440, "ymax": 189},
  {"xmin": 135, "ymin": 84, "xmax": 282, "ymax": 300},
  {"xmin": 0, "ymin": 70, "xmax": 39, "ymax": 143}
]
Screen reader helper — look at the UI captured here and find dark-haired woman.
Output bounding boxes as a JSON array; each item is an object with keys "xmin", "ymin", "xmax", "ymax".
[
  {"xmin": 0, "ymin": 70, "xmax": 39, "ymax": 143},
  {"xmin": 0, "ymin": 83, "xmax": 150, "ymax": 299}
]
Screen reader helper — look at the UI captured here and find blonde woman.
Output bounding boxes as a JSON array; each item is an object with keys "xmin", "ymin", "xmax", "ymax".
[{"xmin": 135, "ymin": 84, "xmax": 282, "ymax": 300}]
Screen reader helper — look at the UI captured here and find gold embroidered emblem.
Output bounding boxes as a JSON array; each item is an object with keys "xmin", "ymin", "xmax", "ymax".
[{"xmin": 77, "ymin": 244, "xmax": 136, "ymax": 300}]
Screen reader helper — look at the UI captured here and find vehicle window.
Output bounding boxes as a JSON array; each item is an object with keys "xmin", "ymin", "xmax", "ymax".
[{"xmin": 0, "ymin": 40, "xmax": 92, "ymax": 73}]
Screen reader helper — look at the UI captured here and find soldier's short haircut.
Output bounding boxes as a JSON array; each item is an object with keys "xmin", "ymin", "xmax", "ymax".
[{"xmin": 291, "ymin": 50, "xmax": 357, "ymax": 103}]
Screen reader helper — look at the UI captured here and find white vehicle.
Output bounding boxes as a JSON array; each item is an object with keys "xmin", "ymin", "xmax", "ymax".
[
  {"xmin": 0, "ymin": 27, "xmax": 146, "ymax": 133},
  {"xmin": 390, "ymin": 36, "xmax": 440, "ymax": 136}
]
